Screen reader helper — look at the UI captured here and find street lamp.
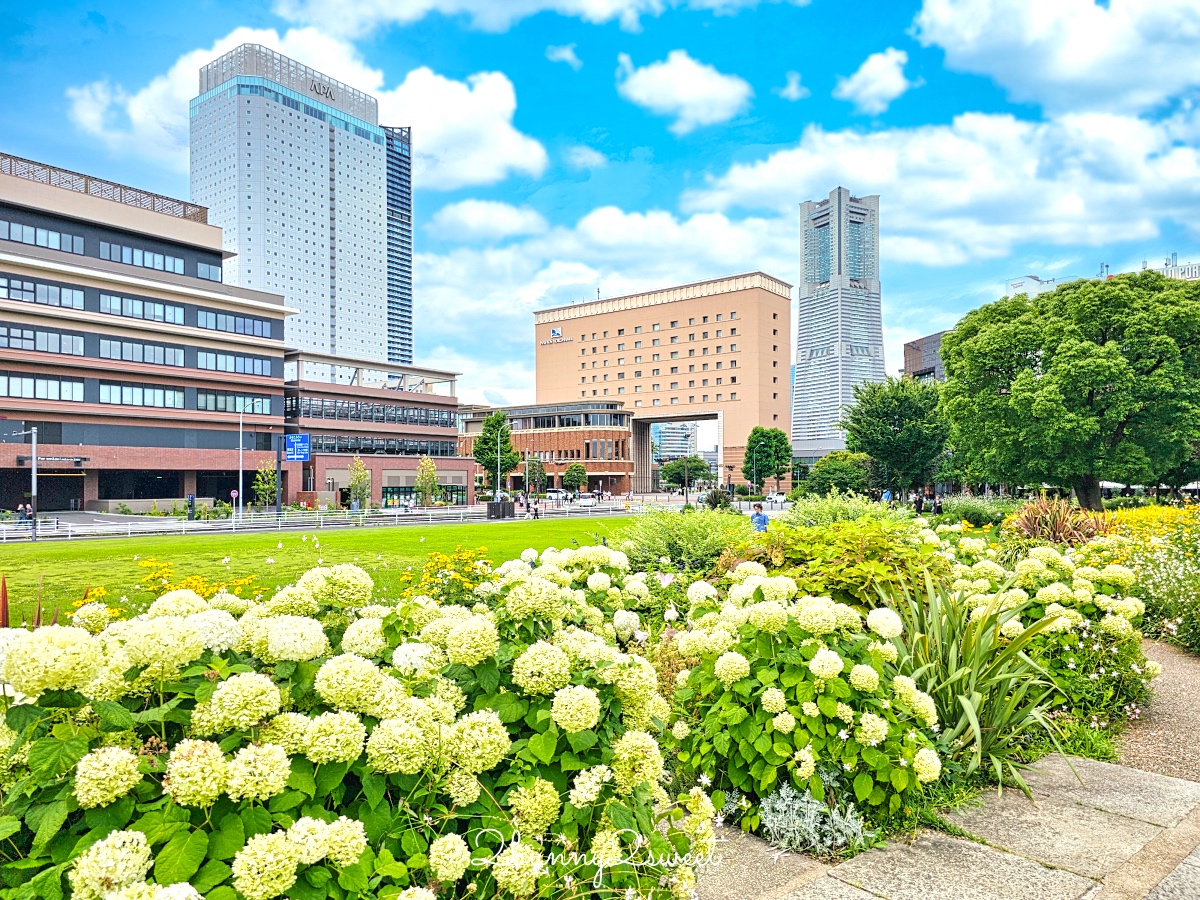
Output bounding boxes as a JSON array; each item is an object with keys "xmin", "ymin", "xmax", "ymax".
[
  {"xmin": 13, "ymin": 427, "xmax": 37, "ymax": 542},
  {"xmin": 237, "ymin": 407, "xmax": 244, "ymax": 521},
  {"xmin": 751, "ymin": 443, "xmax": 763, "ymax": 499}
]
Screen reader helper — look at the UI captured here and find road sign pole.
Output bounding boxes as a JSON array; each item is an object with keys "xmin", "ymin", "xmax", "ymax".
[{"xmin": 275, "ymin": 435, "xmax": 283, "ymax": 518}]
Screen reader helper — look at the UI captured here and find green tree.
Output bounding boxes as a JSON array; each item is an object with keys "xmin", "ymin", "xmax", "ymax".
[
  {"xmin": 473, "ymin": 411, "xmax": 521, "ymax": 491},
  {"xmin": 347, "ymin": 456, "xmax": 371, "ymax": 509},
  {"xmin": 841, "ymin": 376, "xmax": 949, "ymax": 496},
  {"xmin": 251, "ymin": 458, "xmax": 277, "ymax": 508},
  {"xmin": 802, "ymin": 451, "xmax": 871, "ymax": 495},
  {"xmin": 742, "ymin": 426, "xmax": 792, "ymax": 491},
  {"xmin": 563, "ymin": 462, "xmax": 589, "ymax": 492},
  {"xmin": 660, "ymin": 455, "xmax": 711, "ymax": 488},
  {"xmin": 414, "ymin": 455, "xmax": 439, "ymax": 507},
  {"xmin": 941, "ymin": 272, "xmax": 1200, "ymax": 510},
  {"xmin": 524, "ymin": 457, "xmax": 547, "ymax": 493}
]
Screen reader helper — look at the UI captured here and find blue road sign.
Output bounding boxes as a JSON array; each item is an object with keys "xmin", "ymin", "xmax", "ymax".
[{"xmin": 285, "ymin": 433, "xmax": 311, "ymax": 462}]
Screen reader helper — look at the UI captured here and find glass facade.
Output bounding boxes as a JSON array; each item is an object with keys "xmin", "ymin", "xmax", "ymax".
[{"xmin": 384, "ymin": 126, "xmax": 414, "ymax": 365}]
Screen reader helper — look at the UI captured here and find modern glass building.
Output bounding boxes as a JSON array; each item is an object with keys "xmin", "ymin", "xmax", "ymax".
[
  {"xmin": 384, "ymin": 127, "xmax": 414, "ymax": 365},
  {"xmin": 792, "ymin": 187, "xmax": 885, "ymax": 459},
  {"xmin": 188, "ymin": 44, "xmax": 413, "ymax": 371}
]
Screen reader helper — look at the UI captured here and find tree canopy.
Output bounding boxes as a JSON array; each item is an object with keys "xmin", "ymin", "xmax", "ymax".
[
  {"xmin": 473, "ymin": 411, "xmax": 521, "ymax": 491},
  {"xmin": 801, "ymin": 450, "xmax": 871, "ymax": 496},
  {"xmin": 940, "ymin": 272, "xmax": 1200, "ymax": 509},
  {"xmin": 563, "ymin": 462, "xmax": 588, "ymax": 492},
  {"xmin": 742, "ymin": 426, "xmax": 793, "ymax": 490},
  {"xmin": 415, "ymin": 456, "xmax": 439, "ymax": 507},
  {"xmin": 347, "ymin": 456, "xmax": 371, "ymax": 508},
  {"xmin": 660, "ymin": 455, "xmax": 711, "ymax": 488},
  {"xmin": 841, "ymin": 376, "xmax": 949, "ymax": 496}
]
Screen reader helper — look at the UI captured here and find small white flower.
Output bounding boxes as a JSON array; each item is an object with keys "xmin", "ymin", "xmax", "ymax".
[
  {"xmin": 277, "ymin": 542, "xmax": 283, "ymax": 549},
  {"xmin": 838, "ymin": 729, "xmax": 849, "ymax": 741},
  {"xmin": 698, "ymin": 774, "xmax": 712, "ymax": 787},
  {"xmin": 664, "ymin": 607, "xmax": 679, "ymax": 623},
  {"xmin": 222, "ymin": 556, "xmax": 230, "ymax": 564},
  {"xmin": 899, "ymin": 758, "xmax": 908, "ymax": 767},
  {"xmin": 265, "ymin": 558, "xmax": 275, "ymax": 564},
  {"xmin": 318, "ymin": 558, "xmax": 323, "ymax": 564}
]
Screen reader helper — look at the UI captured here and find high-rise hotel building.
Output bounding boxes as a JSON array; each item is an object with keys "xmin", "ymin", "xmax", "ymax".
[
  {"xmin": 792, "ymin": 187, "xmax": 885, "ymax": 459},
  {"xmin": 189, "ymin": 44, "xmax": 414, "ymax": 367}
]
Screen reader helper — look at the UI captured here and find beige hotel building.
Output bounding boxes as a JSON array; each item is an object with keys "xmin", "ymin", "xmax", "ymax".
[{"xmin": 534, "ymin": 272, "xmax": 792, "ymax": 491}]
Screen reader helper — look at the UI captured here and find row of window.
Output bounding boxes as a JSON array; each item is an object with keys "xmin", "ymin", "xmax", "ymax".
[
  {"xmin": 99, "ymin": 382, "xmax": 185, "ymax": 409},
  {"xmin": 582, "ymin": 332, "xmax": 738, "ymax": 355},
  {"xmin": 584, "ymin": 439, "xmax": 626, "ymax": 461},
  {"xmin": 288, "ymin": 396, "xmax": 456, "ymax": 429},
  {"xmin": 197, "ymin": 351, "xmax": 272, "ymax": 377},
  {"xmin": 100, "ymin": 241, "xmax": 185, "ymax": 276},
  {"xmin": 0, "ymin": 372, "xmax": 84, "ymax": 402},
  {"xmin": 2, "ymin": 276, "xmax": 85, "ymax": 310},
  {"xmin": 0, "ymin": 220, "xmax": 84, "ymax": 255},
  {"xmin": 309, "ymin": 435, "xmax": 458, "ymax": 457},
  {"xmin": 197, "ymin": 392, "xmax": 273, "ymax": 415},
  {"xmin": 506, "ymin": 412, "xmax": 627, "ymax": 430},
  {"xmin": 197, "ymin": 310, "xmax": 273, "ymax": 339},
  {"xmin": 578, "ymin": 312, "xmax": 738, "ymax": 341},
  {"xmin": 197, "ymin": 262, "xmax": 223, "ymax": 283},
  {"xmin": 100, "ymin": 339, "xmax": 185, "ymax": 368},
  {"xmin": 1, "ymin": 325, "xmax": 84, "ymax": 356},
  {"xmin": 100, "ymin": 292, "xmax": 186, "ymax": 325}
]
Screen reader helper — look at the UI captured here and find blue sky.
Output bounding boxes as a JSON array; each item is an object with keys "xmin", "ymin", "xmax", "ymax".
[{"xmin": 5, "ymin": 0, "xmax": 1200, "ymax": 412}]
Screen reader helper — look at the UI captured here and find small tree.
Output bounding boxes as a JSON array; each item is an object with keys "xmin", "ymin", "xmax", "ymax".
[
  {"xmin": 563, "ymin": 462, "xmax": 589, "ymax": 493},
  {"xmin": 473, "ymin": 411, "xmax": 521, "ymax": 491},
  {"xmin": 742, "ymin": 426, "xmax": 792, "ymax": 491},
  {"xmin": 414, "ymin": 455, "xmax": 439, "ymax": 507},
  {"xmin": 347, "ymin": 456, "xmax": 371, "ymax": 509},
  {"xmin": 841, "ymin": 376, "xmax": 949, "ymax": 498},
  {"xmin": 802, "ymin": 450, "xmax": 871, "ymax": 496},
  {"xmin": 660, "ymin": 455, "xmax": 711, "ymax": 488},
  {"xmin": 525, "ymin": 457, "xmax": 547, "ymax": 494},
  {"xmin": 251, "ymin": 459, "xmax": 277, "ymax": 508}
]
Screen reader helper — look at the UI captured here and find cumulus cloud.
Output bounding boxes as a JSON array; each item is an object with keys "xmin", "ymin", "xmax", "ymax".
[
  {"xmin": 428, "ymin": 199, "xmax": 548, "ymax": 241},
  {"xmin": 914, "ymin": 0, "xmax": 1200, "ymax": 114},
  {"xmin": 774, "ymin": 71, "xmax": 810, "ymax": 101},
  {"xmin": 616, "ymin": 50, "xmax": 753, "ymax": 134},
  {"xmin": 683, "ymin": 109, "xmax": 1200, "ymax": 266},
  {"xmin": 566, "ymin": 145, "xmax": 608, "ymax": 168},
  {"xmin": 546, "ymin": 43, "xmax": 583, "ymax": 70},
  {"xmin": 65, "ymin": 26, "xmax": 545, "ymax": 191},
  {"xmin": 832, "ymin": 47, "xmax": 919, "ymax": 115},
  {"xmin": 274, "ymin": 0, "xmax": 807, "ymax": 37}
]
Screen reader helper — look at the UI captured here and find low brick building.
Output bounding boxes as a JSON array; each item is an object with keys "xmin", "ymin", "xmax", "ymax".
[{"xmin": 458, "ymin": 402, "xmax": 634, "ymax": 494}]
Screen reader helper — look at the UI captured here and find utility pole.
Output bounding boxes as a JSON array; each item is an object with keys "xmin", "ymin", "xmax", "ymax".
[
  {"xmin": 238, "ymin": 408, "xmax": 244, "ymax": 521},
  {"xmin": 497, "ymin": 424, "xmax": 502, "ymax": 500},
  {"xmin": 275, "ymin": 433, "xmax": 283, "ymax": 518},
  {"xmin": 683, "ymin": 455, "xmax": 689, "ymax": 505},
  {"xmin": 14, "ymin": 427, "xmax": 37, "ymax": 542}
]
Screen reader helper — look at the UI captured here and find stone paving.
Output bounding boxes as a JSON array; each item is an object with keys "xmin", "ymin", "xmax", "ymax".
[{"xmin": 698, "ymin": 755, "xmax": 1200, "ymax": 900}]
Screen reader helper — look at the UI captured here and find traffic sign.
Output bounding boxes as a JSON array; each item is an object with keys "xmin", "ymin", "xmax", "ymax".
[
  {"xmin": 285, "ymin": 433, "xmax": 311, "ymax": 462},
  {"xmin": 231, "ymin": 489, "xmax": 239, "ymax": 499}
]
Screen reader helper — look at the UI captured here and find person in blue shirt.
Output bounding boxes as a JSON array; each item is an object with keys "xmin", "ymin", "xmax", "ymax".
[{"xmin": 751, "ymin": 502, "xmax": 768, "ymax": 532}]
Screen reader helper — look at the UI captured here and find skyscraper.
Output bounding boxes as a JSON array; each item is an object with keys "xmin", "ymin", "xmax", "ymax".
[
  {"xmin": 792, "ymin": 187, "xmax": 884, "ymax": 458},
  {"xmin": 652, "ymin": 422, "xmax": 697, "ymax": 460},
  {"xmin": 189, "ymin": 44, "xmax": 414, "ymax": 367}
]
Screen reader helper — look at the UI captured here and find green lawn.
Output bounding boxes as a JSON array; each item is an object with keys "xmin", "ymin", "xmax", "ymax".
[{"xmin": 0, "ymin": 517, "xmax": 631, "ymax": 619}]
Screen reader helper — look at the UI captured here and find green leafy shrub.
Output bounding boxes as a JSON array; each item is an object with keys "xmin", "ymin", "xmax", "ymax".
[
  {"xmin": 732, "ymin": 518, "xmax": 950, "ymax": 610},
  {"xmin": 615, "ymin": 508, "xmax": 751, "ymax": 572},
  {"xmin": 664, "ymin": 563, "xmax": 944, "ymax": 833},
  {"xmin": 0, "ymin": 546, "xmax": 710, "ymax": 900},
  {"xmin": 781, "ymin": 491, "xmax": 904, "ymax": 527},
  {"xmin": 935, "ymin": 495, "xmax": 1019, "ymax": 528}
]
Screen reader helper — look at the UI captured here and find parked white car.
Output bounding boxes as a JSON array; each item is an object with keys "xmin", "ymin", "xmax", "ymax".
[
  {"xmin": 576, "ymin": 496, "xmax": 598, "ymax": 507},
  {"xmin": 545, "ymin": 489, "xmax": 569, "ymax": 500},
  {"xmin": 765, "ymin": 492, "xmax": 788, "ymax": 502}
]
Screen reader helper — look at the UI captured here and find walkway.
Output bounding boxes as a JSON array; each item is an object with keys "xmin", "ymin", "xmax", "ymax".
[
  {"xmin": 698, "ymin": 754, "xmax": 1200, "ymax": 900},
  {"xmin": 1119, "ymin": 640, "xmax": 1200, "ymax": 783}
]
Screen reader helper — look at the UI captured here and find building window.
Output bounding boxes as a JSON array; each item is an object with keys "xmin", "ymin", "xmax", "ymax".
[
  {"xmin": 100, "ymin": 293, "xmax": 184, "ymax": 325},
  {"xmin": 100, "ymin": 339, "xmax": 184, "ymax": 367},
  {"xmin": 635, "ymin": 326, "xmax": 642, "ymax": 333},
  {"xmin": 617, "ymin": 344, "xmax": 625, "ymax": 350},
  {"xmin": 0, "ymin": 372, "xmax": 84, "ymax": 401},
  {"xmin": 635, "ymin": 400, "xmax": 642, "ymax": 407},
  {"xmin": 197, "ymin": 309, "xmax": 272, "ymax": 338},
  {"xmin": 670, "ymin": 382, "xmax": 678, "ymax": 389},
  {"xmin": 197, "ymin": 351, "xmax": 271, "ymax": 376},
  {"xmin": 731, "ymin": 392, "xmax": 737, "ymax": 399},
  {"xmin": 99, "ymin": 382, "xmax": 185, "ymax": 408},
  {"xmin": 670, "ymin": 320, "xmax": 678, "ymax": 327},
  {"xmin": 653, "ymin": 399, "xmax": 660, "ymax": 406},
  {"xmin": 1, "ymin": 326, "xmax": 83, "ymax": 357},
  {"xmin": 716, "ymin": 314, "xmax": 723, "ymax": 321},
  {"xmin": 652, "ymin": 323, "xmax": 660, "ymax": 331},
  {"xmin": 617, "ymin": 329, "xmax": 624, "ymax": 335},
  {"xmin": 100, "ymin": 241, "xmax": 184, "ymax": 275},
  {"xmin": 196, "ymin": 392, "xmax": 272, "ymax": 414},
  {"xmin": 0, "ymin": 220, "xmax": 84, "ymax": 255},
  {"xmin": 670, "ymin": 397, "xmax": 678, "ymax": 404},
  {"xmin": 652, "ymin": 339, "xmax": 660, "ymax": 346},
  {"xmin": 1, "ymin": 277, "xmax": 84, "ymax": 310},
  {"xmin": 197, "ymin": 262, "xmax": 223, "ymax": 282}
]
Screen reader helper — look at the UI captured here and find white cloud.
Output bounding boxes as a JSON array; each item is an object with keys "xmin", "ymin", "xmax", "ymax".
[
  {"xmin": 376, "ymin": 68, "xmax": 547, "ymax": 189},
  {"xmin": 428, "ymin": 199, "xmax": 548, "ymax": 241},
  {"xmin": 683, "ymin": 109, "xmax": 1200, "ymax": 266},
  {"xmin": 774, "ymin": 71, "xmax": 810, "ymax": 101},
  {"xmin": 914, "ymin": 0, "xmax": 1200, "ymax": 114},
  {"xmin": 566, "ymin": 145, "xmax": 608, "ymax": 169},
  {"xmin": 832, "ymin": 47, "xmax": 919, "ymax": 115},
  {"xmin": 616, "ymin": 50, "xmax": 753, "ymax": 135},
  {"xmin": 65, "ymin": 26, "xmax": 545, "ymax": 191},
  {"xmin": 274, "ymin": 0, "xmax": 807, "ymax": 37},
  {"xmin": 547, "ymin": 43, "xmax": 583, "ymax": 70}
]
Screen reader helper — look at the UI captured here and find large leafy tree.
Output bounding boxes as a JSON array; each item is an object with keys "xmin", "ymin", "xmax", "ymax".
[
  {"xmin": 742, "ymin": 426, "xmax": 793, "ymax": 491},
  {"xmin": 841, "ymin": 376, "xmax": 949, "ymax": 496},
  {"xmin": 563, "ymin": 462, "xmax": 589, "ymax": 492},
  {"xmin": 660, "ymin": 455, "xmax": 711, "ymax": 488},
  {"xmin": 801, "ymin": 450, "xmax": 871, "ymax": 495},
  {"xmin": 473, "ymin": 411, "xmax": 521, "ymax": 491},
  {"xmin": 940, "ymin": 272, "xmax": 1200, "ymax": 510}
]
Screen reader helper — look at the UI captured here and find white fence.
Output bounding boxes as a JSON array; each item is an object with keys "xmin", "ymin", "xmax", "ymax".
[{"xmin": 0, "ymin": 502, "xmax": 644, "ymax": 543}]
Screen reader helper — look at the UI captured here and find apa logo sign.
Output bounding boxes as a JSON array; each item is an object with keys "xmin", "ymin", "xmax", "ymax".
[{"xmin": 310, "ymin": 81, "xmax": 335, "ymax": 101}]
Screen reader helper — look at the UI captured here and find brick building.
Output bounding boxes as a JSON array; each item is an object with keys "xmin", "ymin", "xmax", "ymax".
[{"xmin": 458, "ymin": 402, "xmax": 634, "ymax": 494}]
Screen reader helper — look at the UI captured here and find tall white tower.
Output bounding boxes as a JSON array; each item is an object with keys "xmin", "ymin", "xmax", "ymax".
[
  {"xmin": 189, "ymin": 45, "xmax": 410, "ymax": 368},
  {"xmin": 792, "ymin": 187, "xmax": 885, "ymax": 458}
]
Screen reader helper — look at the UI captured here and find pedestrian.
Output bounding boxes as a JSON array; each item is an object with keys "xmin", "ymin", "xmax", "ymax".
[
  {"xmin": 15, "ymin": 504, "xmax": 24, "ymax": 524},
  {"xmin": 533, "ymin": 499, "xmax": 540, "ymax": 520},
  {"xmin": 882, "ymin": 488, "xmax": 892, "ymax": 504},
  {"xmin": 750, "ymin": 502, "xmax": 768, "ymax": 532},
  {"xmin": 914, "ymin": 493, "xmax": 925, "ymax": 514},
  {"xmin": 933, "ymin": 494, "xmax": 943, "ymax": 515}
]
